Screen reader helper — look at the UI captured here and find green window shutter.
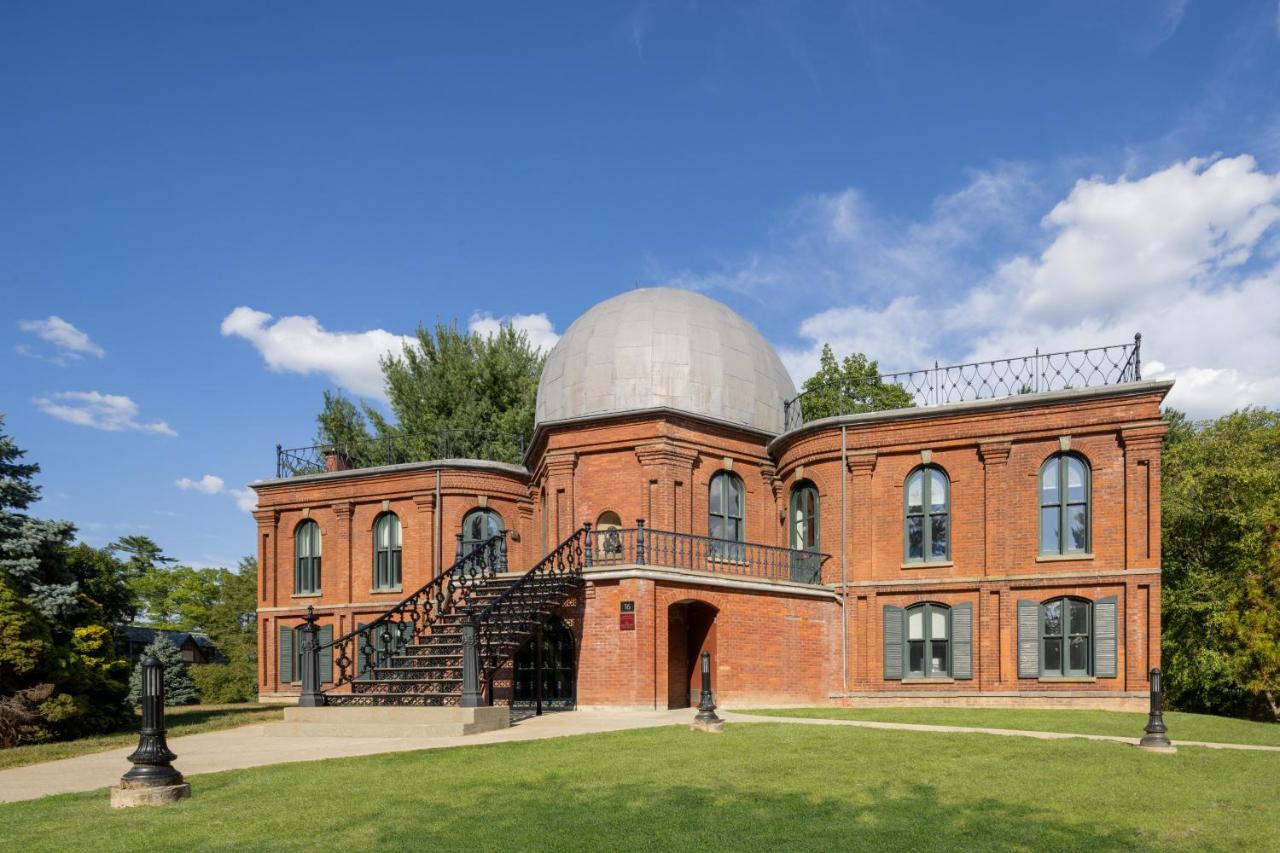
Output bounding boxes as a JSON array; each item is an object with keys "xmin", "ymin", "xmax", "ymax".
[
  {"xmin": 278, "ymin": 625, "xmax": 294, "ymax": 684},
  {"xmin": 883, "ymin": 605, "xmax": 904, "ymax": 680},
  {"xmin": 1094, "ymin": 596, "xmax": 1118, "ymax": 678},
  {"xmin": 951, "ymin": 603, "xmax": 973, "ymax": 680},
  {"xmin": 1017, "ymin": 599, "xmax": 1040, "ymax": 678},
  {"xmin": 318, "ymin": 624, "xmax": 334, "ymax": 683}
]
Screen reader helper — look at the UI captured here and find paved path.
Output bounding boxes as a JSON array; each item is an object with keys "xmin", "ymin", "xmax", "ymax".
[
  {"xmin": 3, "ymin": 708, "xmax": 1277, "ymax": 805},
  {"xmin": 723, "ymin": 711, "xmax": 1280, "ymax": 753}
]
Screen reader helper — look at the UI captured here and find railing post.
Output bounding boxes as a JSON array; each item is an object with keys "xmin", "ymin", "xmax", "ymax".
[
  {"xmin": 1034, "ymin": 348, "xmax": 1040, "ymax": 393},
  {"xmin": 1134, "ymin": 333, "xmax": 1142, "ymax": 381},
  {"xmin": 583, "ymin": 521, "xmax": 593, "ymax": 569},
  {"xmin": 276, "ymin": 444, "xmax": 283, "ymax": 478},
  {"xmin": 297, "ymin": 605, "xmax": 324, "ymax": 707},
  {"xmin": 1139, "ymin": 667, "xmax": 1174, "ymax": 752},
  {"xmin": 460, "ymin": 608, "xmax": 482, "ymax": 708},
  {"xmin": 635, "ymin": 519, "xmax": 646, "ymax": 565}
]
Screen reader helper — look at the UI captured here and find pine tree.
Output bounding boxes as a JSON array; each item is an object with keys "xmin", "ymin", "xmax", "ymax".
[{"xmin": 127, "ymin": 637, "xmax": 199, "ymax": 706}]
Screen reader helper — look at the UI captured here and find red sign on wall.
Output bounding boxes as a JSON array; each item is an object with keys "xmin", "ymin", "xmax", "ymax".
[{"xmin": 619, "ymin": 613, "xmax": 635, "ymax": 631}]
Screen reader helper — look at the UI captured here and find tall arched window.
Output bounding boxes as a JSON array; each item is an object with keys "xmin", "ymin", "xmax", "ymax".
[
  {"xmin": 461, "ymin": 508, "xmax": 504, "ymax": 556},
  {"xmin": 1040, "ymin": 453, "xmax": 1090, "ymax": 555},
  {"xmin": 294, "ymin": 520, "xmax": 321, "ymax": 594},
  {"xmin": 373, "ymin": 512, "xmax": 402, "ymax": 590},
  {"xmin": 790, "ymin": 481, "xmax": 819, "ymax": 551},
  {"xmin": 1041, "ymin": 596, "xmax": 1091, "ymax": 676},
  {"xmin": 709, "ymin": 471, "xmax": 745, "ymax": 560},
  {"xmin": 905, "ymin": 465, "xmax": 950, "ymax": 563},
  {"xmin": 905, "ymin": 602, "xmax": 950, "ymax": 678}
]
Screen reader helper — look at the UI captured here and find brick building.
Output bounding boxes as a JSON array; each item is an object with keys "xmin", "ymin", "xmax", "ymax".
[{"xmin": 252, "ymin": 288, "xmax": 1169, "ymax": 711}]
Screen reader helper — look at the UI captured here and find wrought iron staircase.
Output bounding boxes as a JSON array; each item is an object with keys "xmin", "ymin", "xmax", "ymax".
[{"xmin": 297, "ymin": 526, "xmax": 589, "ymax": 708}]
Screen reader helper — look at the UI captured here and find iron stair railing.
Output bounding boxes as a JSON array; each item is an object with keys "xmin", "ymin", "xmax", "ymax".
[
  {"xmin": 297, "ymin": 532, "xmax": 508, "ymax": 707},
  {"xmin": 460, "ymin": 524, "xmax": 591, "ymax": 707}
]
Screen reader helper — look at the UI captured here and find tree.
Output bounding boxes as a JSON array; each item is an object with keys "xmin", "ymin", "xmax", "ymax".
[
  {"xmin": 196, "ymin": 556, "xmax": 258, "ymax": 702},
  {"xmin": 798, "ymin": 344, "xmax": 915, "ymax": 421},
  {"xmin": 127, "ymin": 638, "xmax": 199, "ymax": 706},
  {"xmin": 316, "ymin": 322, "xmax": 544, "ymax": 465},
  {"xmin": 1161, "ymin": 407, "xmax": 1280, "ymax": 719},
  {"xmin": 130, "ymin": 564, "xmax": 223, "ymax": 630}
]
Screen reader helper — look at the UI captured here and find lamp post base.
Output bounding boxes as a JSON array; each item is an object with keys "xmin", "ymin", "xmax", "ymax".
[
  {"xmin": 690, "ymin": 717, "xmax": 725, "ymax": 733},
  {"xmin": 110, "ymin": 781, "xmax": 192, "ymax": 808}
]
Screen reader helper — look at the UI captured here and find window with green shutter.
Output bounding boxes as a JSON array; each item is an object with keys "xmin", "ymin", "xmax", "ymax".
[
  {"xmin": 294, "ymin": 520, "xmax": 321, "ymax": 594},
  {"xmin": 278, "ymin": 624, "xmax": 294, "ymax": 684},
  {"xmin": 882, "ymin": 605, "xmax": 904, "ymax": 680}
]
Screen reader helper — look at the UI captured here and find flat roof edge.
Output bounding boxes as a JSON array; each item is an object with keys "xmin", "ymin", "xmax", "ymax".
[
  {"xmin": 251, "ymin": 457, "xmax": 530, "ymax": 490},
  {"xmin": 768, "ymin": 379, "xmax": 1175, "ymax": 453}
]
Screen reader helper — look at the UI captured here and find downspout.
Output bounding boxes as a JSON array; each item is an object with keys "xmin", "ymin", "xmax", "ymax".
[
  {"xmin": 840, "ymin": 425, "xmax": 849, "ymax": 694},
  {"xmin": 434, "ymin": 468, "xmax": 442, "ymax": 574}
]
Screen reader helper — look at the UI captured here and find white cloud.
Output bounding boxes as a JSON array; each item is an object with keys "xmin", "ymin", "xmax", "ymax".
[
  {"xmin": 666, "ymin": 155, "xmax": 1280, "ymax": 418},
  {"xmin": 468, "ymin": 311, "xmax": 560, "ymax": 351},
  {"xmin": 175, "ymin": 474, "xmax": 225, "ymax": 495},
  {"xmin": 34, "ymin": 391, "xmax": 176, "ymax": 436},
  {"xmin": 220, "ymin": 307, "xmax": 412, "ymax": 400},
  {"xmin": 18, "ymin": 316, "xmax": 105, "ymax": 364},
  {"xmin": 174, "ymin": 472, "xmax": 256, "ymax": 513}
]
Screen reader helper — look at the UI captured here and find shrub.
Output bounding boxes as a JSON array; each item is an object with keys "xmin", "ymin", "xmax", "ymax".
[{"xmin": 190, "ymin": 663, "xmax": 256, "ymax": 705}]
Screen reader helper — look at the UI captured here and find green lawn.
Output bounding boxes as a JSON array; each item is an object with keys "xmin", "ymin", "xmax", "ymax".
[
  {"xmin": 0, "ymin": 704, "xmax": 283, "ymax": 771},
  {"xmin": 2, "ymin": 723, "xmax": 1278, "ymax": 852},
  {"xmin": 737, "ymin": 707, "xmax": 1280, "ymax": 747}
]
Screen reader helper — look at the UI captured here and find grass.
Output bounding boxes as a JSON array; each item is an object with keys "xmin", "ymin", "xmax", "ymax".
[
  {"xmin": 0, "ymin": 704, "xmax": 283, "ymax": 771},
  {"xmin": 1, "ymin": 723, "xmax": 1278, "ymax": 851},
  {"xmin": 736, "ymin": 707, "xmax": 1280, "ymax": 747}
]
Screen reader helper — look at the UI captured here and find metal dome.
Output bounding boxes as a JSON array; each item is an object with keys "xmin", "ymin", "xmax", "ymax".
[{"xmin": 535, "ymin": 288, "xmax": 797, "ymax": 434}]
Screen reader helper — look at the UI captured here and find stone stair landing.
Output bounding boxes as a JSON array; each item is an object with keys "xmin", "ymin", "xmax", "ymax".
[{"xmin": 266, "ymin": 705, "xmax": 510, "ymax": 738}]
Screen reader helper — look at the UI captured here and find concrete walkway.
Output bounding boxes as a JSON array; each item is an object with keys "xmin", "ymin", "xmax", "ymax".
[{"xmin": 3, "ymin": 708, "xmax": 1278, "ymax": 805}]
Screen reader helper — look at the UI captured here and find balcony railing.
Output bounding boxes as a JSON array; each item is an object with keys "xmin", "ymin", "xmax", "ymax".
[
  {"xmin": 782, "ymin": 334, "xmax": 1142, "ymax": 431},
  {"xmin": 275, "ymin": 428, "xmax": 528, "ymax": 479},
  {"xmin": 589, "ymin": 523, "xmax": 829, "ymax": 585}
]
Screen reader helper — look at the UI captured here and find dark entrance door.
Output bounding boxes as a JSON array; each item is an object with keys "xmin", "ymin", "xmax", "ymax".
[{"xmin": 513, "ymin": 618, "xmax": 576, "ymax": 710}]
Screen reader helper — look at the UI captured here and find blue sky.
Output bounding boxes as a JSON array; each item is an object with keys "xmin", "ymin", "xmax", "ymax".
[{"xmin": 3, "ymin": 1, "xmax": 1279, "ymax": 568}]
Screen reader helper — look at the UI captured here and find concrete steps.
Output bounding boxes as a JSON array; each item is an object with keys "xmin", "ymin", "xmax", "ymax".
[{"xmin": 265, "ymin": 705, "xmax": 510, "ymax": 738}]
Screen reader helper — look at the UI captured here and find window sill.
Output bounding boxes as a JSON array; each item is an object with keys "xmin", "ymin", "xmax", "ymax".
[
  {"xmin": 370, "ymin": 587, "xmax": 403, "ymax": 594},
  {"xmin": 903, "ymin": 677, "xmax": 955, "ymax": 684},
  {"xmin": 901, "ymin": 560, "xmax": 954, "ymax": 569},
  {"xmin": 1038, "ymin": 676, "xmax": 1096, "ymax": 683},
  {"xmin": 291, "ymin": 592, "xmax": 323, "ymax": 599},
  {"xmin": 1036, "ymin": 553, "xmax": 1094, "ymax": 563}
]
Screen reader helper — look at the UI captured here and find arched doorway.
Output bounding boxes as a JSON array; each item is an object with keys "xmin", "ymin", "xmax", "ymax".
[
  {"xmin": 513, "ymin": 617, "xmax": 576, "ymax": 711},
  {"xmin": 666, "ymin": 600, "xmax": 719, "ymax": 709}
]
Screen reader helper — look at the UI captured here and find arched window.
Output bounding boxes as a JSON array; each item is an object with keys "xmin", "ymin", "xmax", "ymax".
[
  {"xmin": 294, "ymin": 520, "xmax": 321, "ymax": 594},
  {"xmin": 373, "ymin": 512, "xmax": 402, "ymax": 590},
  {"xmin": 461, "ymin": 508, "xmax": 504, "ymax": 556},
  {"xmin": 906, "ymin": 602, "xmax": 950, "ymax": 678},
  {"xmin": 595, "ymin": 511, "xmax": 623, "ymax": 561},
  {"xmin": 1041, "ymin": 596, "xmax": 1091, "ymax": 676},
  {"xmin": 709, "ymin": 471, "xmax": 745, "ymax": 560},
  {"xmin": 1040, "ymin": 453, "xmax": 1090, "ymax": 555},
  {"xmin": 905, "ymin": 465, "xmax": 950, "ymax": 563},
  {"xmin": 790, "ymin": 481, "xmax": 819, "ymax": 551}
]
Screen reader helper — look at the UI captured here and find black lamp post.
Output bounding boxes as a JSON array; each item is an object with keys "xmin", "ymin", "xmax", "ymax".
[
  {"xmin": 1139, "ymin": 667, "xmax": 1175, "ymax": 752},
  {"xmin": 692, "ymin": 650, "xmax": 724, "ymax": 732},
  {"xmin": 111, "ymin": 654, "xmax": 191, "ymax": 806}
]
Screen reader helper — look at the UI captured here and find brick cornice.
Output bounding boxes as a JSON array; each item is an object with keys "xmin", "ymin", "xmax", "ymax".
[
  {"xmin": 543, "ymin": 451, "xmax": 578, "ymax": 477},
  {"xmin": 330, "ymin": 500, "xmax": 352, "ymax": 519},
  {"xmin": 1119, "ymin": 421, "xmax": 1168, "ymax": 453},
  {"xmin": 412, "ymin": 493, "xmax": 436, "ymax": 511},
  {"xmin": 978, "ymin": 439, "xmax": 1013, "ymax": 465},
  {"xmin": 634, "ymin": 441, "xmax": 699, "ymax": 469},
  {"xmin": 252, "ymin": 509, "xmax": 279, "ymax": 527},
  {"xmin": 845, "ymin": 450, "xmax": 877, "ymax": 475}
]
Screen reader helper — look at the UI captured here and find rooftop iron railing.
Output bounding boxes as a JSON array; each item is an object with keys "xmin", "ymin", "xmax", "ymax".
[
  {"xmin": 591, "ymin": 522, "xmax": 829, "ymax": 585},
  {"xmin": 275, "ymin": 428, "xmax": 528, "ymax": 479},
  {"xmin": 782, "ymin": 334, "xmax": 1142, "ymax": 431}
]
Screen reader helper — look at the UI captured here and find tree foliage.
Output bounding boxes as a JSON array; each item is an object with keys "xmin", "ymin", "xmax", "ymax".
[
  {"xmin": 316, "ymin": 322, "xmax": 544, "ymax": 465},
  {"xmin": 1161, "ymin": 407, "xmax": 1280, "ymax": 719},
  {"xmin": 798, "ymin": 344, "xmax": 915, "ymax": 421},
  {"xmin": 127, "ymin": 637, "xmax": 199, "ymax": 706}
]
